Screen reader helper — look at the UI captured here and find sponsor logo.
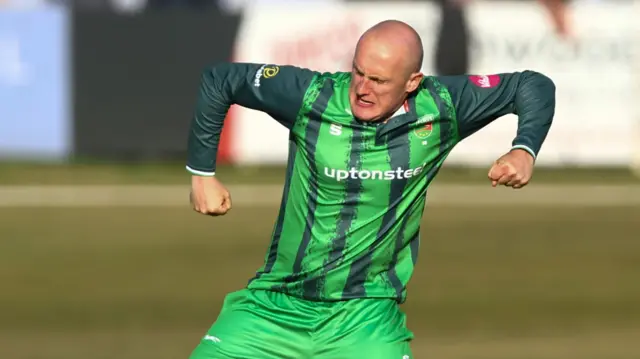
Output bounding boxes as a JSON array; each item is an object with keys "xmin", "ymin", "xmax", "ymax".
[
  {"xmin": 329, "ymin": 123, "xmax": 342, "ymax": 136},
  {"xmin": 253, "ymin": 64, "xmax": 279, "ymax": 87},
  {"xmin": 263, "ymin": 65, "xmax": 279, "ymax": 78},
  {"xmin": 469, "ymin": 74, "xmax": 501, "ymax": 88},
  {"xmin": 323, "ymin": 163, "xmax": 427, "ymax": 181}
]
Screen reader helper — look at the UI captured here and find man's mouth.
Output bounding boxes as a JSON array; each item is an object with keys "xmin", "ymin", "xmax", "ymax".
[{"xmin": 357, "ymin": 98, "xmax": 374, "ymax": 107}]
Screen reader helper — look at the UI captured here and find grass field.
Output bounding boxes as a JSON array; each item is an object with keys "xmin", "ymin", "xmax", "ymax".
[{"xmin": 1, "ymin": 164, "xmax": 640, "ymax": 358}]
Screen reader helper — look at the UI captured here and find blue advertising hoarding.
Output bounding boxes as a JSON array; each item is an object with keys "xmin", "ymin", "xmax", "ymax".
[{"xmin": 0, "ymin": 7, "xmax": 69, "ymax": 160}]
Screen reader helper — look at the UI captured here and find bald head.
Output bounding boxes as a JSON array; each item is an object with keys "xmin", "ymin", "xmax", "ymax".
[
  {"xmin": 356, "ymin": 20, "xmax": 424, "ymax": 74},
  {"xmin": 349, "ymin": 20, "xmax": 425, "ymax": 122}
]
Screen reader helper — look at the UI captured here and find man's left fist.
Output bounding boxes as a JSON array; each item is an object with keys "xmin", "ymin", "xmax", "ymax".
[{"xmin": 488, "ymin": 149, "xmax": 535, "ymax": 189}]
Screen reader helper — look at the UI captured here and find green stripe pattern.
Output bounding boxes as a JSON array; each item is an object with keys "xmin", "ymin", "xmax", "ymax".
[{"xmin": 248, "ymin": 73, "xmax": 461, "ymax": 302}]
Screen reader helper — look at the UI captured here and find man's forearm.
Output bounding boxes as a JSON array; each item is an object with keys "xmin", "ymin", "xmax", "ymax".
[
  {"xmin": 186, "ymin": 110, "xmax": 223, "ymax": 177},
  {"xmin": 511, "ymin": 71, "xmax": 556, "ymax": 160},
  {"xmin": 186, "ymin": 64, "xmax": 241, "ymax": 176}
]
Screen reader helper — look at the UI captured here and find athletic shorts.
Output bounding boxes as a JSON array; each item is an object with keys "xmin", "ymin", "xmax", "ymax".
[{"xmin": 188, "ymin": 289, "xmax": 414, "ymax": 359}]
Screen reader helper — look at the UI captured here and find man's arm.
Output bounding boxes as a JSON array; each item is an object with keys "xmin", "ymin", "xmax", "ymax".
[
  {"xmin": 437, "ymin": 71, "xmax": 556, "ymax": 161},
  {"xmin": 187, "ymin": 62, "xmax": 317, "ymax": 176}
]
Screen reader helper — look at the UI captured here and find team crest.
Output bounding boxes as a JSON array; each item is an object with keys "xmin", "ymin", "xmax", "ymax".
[{"xmin": 413, "ymin": 115, "xmax": 434, "ymax": 139}]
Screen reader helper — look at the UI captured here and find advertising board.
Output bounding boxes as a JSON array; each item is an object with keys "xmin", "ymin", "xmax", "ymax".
[
  {"xmin": 0, "ymin": 7, "xmax": 70, "ymax": 160},
  {"xmin": 231, "ymin": 1, "xmax": 639, "ymax": 167}
]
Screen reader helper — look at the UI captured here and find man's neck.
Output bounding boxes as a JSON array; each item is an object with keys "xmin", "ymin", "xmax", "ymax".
[{"xmin": 383, "ymin": 98, "xmax": 409, "ymax": 123}]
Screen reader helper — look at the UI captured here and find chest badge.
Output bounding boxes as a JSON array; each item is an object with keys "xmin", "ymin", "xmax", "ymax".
[{"xmin": 413, "ymin": 114, "xmax": 434, "ymax": 139}]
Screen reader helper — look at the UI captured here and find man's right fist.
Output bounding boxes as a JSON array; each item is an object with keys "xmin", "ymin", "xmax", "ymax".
[{"xmin": 190, "ymin": 175, "xmax": 232, "ymax": 216}]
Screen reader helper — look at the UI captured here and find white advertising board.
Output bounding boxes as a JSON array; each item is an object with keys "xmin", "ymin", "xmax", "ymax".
[{"xmin": 231, "ymin": 1, "xmax": 639, "ymax": 167}]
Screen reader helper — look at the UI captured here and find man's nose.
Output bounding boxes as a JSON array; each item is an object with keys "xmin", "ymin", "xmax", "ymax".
[{"xmin": 356, "ymin": 79, "xmax": 372, "ymax": 95}]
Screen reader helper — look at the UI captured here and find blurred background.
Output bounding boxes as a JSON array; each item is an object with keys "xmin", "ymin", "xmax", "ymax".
[{"xmin": 1, "ymin": 0, "xmax": 640, "ymax": 358}]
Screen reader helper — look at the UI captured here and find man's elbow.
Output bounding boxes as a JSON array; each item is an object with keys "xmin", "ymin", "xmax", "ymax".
[
  {"xmin": 518, "ymin": 71, "xmax": 557, "ymax": 121},
  {"xmin": 523, "ymin": 70, "xmax": 556, "ymax": 94}
]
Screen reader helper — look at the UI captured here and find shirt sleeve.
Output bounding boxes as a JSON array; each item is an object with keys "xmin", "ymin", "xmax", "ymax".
[
  {"xmin": 436, "ymin": 71, "xmax": 556, "ymax": 160},
  {"xmin": 186, "ymin": 62, "xmax": 318, "ymax": 175}
]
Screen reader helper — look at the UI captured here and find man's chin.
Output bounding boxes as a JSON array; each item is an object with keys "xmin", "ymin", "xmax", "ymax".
[{"xmin": 352, "ymin": 110, "xmax": 380, "ymax": 123}]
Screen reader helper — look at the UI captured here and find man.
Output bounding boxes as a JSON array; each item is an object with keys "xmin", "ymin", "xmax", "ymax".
[{"xmin": 186, "ymin": 20, "xmax": 555, "ymax": 359}]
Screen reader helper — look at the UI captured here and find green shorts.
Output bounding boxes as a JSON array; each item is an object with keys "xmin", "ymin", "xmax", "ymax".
[{"xmin": 188, "ymin": 289, "xmax": 414, "ymax": 359}]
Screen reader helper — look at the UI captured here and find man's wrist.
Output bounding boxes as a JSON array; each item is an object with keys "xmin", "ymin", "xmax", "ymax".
[
  {"xmin": 186, "ymin": 165, "xmax": 215, "ymax": 176},
  {"xmin": 510, "ymin": 145, "xmax": 536, "ymax": 161}
]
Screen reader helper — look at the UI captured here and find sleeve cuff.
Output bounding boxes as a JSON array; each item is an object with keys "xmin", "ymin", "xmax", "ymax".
[
  {"xmin": 511, "ymin": 145, "xmax": 536, "ymax": 160},
  {"xmin": 186, "ymin": 165, "xmax": 215, "ymax": 176}
]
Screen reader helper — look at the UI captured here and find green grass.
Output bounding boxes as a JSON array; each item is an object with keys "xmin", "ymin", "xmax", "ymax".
[
  {"xmin": 1, "ymin": 204, "xmax": 639, "ymax": 358},
  {"xmin": 0, "ymin": 161, "xmax": 639, "ymax": 184}
]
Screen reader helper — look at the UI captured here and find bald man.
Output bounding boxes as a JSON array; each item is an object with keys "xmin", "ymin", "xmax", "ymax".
[{"xmin": 186, "ymin": 20, "xmax": 555, "ymax": 359}]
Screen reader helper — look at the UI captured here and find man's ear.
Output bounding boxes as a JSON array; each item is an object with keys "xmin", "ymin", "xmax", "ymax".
[{"xmin": 405, "ymin": 72, "xmax": 423, "ymax": 93}]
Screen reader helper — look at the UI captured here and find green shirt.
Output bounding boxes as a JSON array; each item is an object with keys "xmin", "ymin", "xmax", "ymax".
[{"xmin": 187, "ymin": 63, "xmax": 555, "ymax": 302}]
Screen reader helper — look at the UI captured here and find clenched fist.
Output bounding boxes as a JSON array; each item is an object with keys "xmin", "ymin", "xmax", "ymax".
[
  {"xmin": 488, "ymin": 149, "xmax": 535, "ymax": 189},
  {"xmin": 190, "ymin": 175, "xmax": 232, "ymax": 216}
]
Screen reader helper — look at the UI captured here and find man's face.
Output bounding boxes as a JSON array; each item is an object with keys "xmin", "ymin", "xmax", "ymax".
[{"xmin": 348, "ymin": 44, "xmax": 421, "ymax": 122}]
